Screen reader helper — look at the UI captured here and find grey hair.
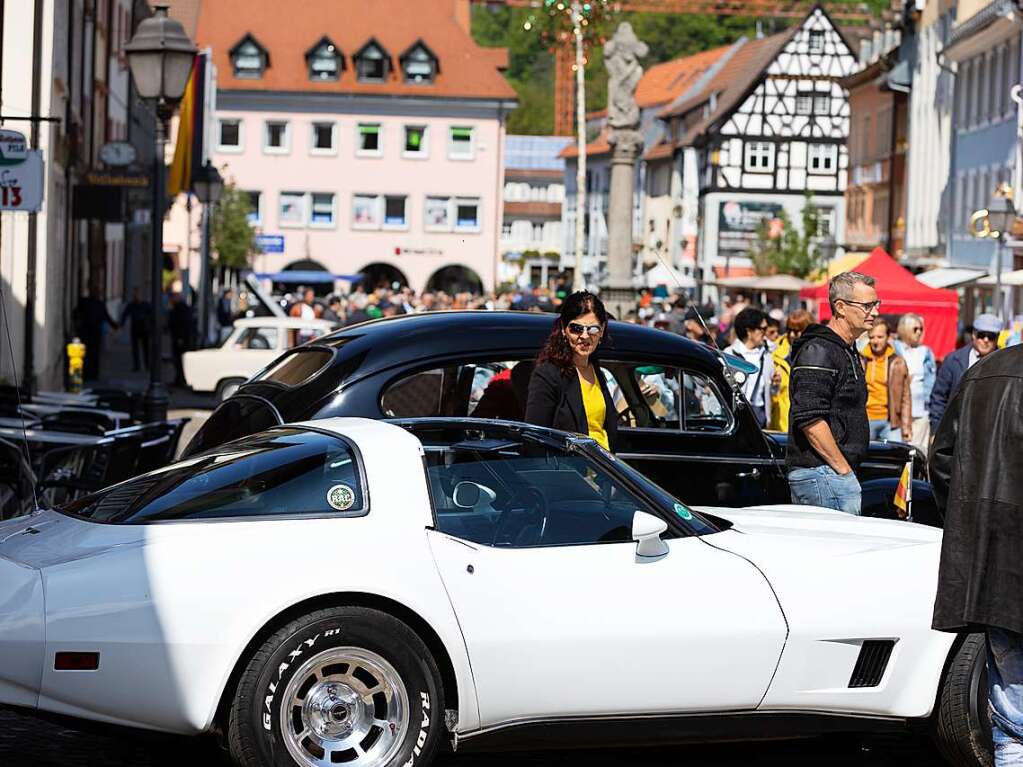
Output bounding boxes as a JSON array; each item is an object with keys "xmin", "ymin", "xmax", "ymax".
[
  {"xmin": 828, "ymin": 271, "xmax": 876, "ymax": 313},
  {"xmin": 897, "ymin": 312, "xmax": 923, "ymax": 343}
]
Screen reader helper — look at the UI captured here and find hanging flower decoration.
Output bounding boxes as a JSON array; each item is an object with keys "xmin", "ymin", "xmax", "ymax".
[{"xmin": 522, "ymin": 0, "xmax": 619, "ymax": 65}]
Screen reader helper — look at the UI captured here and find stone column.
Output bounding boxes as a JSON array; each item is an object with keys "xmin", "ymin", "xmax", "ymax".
[{"xmin": 602, "ymin": 23, "xmax": 647, "ymax": 319}]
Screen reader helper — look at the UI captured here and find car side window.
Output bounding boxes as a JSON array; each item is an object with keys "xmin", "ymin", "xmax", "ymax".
[
  {"xmin": 237, "ymin": 327, "xmax": 279, "ymax": 350},
  {"xmin": 426, "ymin": 441, "xmax": 659, "ymax": 548},
  {"xmin": 681, "ymin": 371, "xmax": 730, "ymax": 432},
  {"xmin": 61, "ymin": 428, "xmax": 366, "ymax": 523},
  {"xmin": 380, "ymin": 360, "xmax": 534, "ymax": 420}
]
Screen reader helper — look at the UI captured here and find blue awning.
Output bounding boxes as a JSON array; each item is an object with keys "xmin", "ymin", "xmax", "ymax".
[{"xmin": 254, "ymin": 271, "xmax": 363, "ymax": 284}]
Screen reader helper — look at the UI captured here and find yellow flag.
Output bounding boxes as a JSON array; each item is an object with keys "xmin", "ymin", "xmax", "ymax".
[{"xmin": 167, "ymin": 58, "xmax": 197, "ymax": 197}]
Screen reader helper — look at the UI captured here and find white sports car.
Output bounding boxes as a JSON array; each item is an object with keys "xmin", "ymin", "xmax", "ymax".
[{"xmin": 0, "ymin": 418, "xmax": 988, "ymax": 767}]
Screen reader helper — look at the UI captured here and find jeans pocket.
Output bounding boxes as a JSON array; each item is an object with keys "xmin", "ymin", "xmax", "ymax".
[{"xmin": 788, "ymin": 476, "xmax": 822, "ymax": 506}]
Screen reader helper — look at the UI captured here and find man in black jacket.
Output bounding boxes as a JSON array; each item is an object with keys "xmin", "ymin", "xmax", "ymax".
[
  {"xmin": 785, "ymin": 271, "xmax": 878, "ymax": 514},
  {"xmin": 930, "ymin": 344, "xmax": 1023, "ymax": 765}
]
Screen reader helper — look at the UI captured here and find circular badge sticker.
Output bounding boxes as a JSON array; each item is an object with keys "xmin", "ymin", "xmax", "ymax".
[
  {"xmin": 674, "ymin": 502, "xmax": 693, "ymax": 521},
  {"xmin": 326, "ymin": 484, "xmax": 356, "ymax": 512}
]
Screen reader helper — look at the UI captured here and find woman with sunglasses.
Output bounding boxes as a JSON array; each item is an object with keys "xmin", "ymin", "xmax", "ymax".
[{"xmin": 525, "ymin": 291, "xmax": 618, "ymax": 451}]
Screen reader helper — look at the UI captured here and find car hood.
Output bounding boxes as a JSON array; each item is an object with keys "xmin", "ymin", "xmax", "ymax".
[{"xmin": 697, "ymin": 503, "xmax": 941, "ymax": 557}]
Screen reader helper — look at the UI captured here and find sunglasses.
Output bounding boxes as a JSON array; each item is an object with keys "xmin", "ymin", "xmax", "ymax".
[
  {"xmin": 567, "ymin": 322, "xmax": 602, "ymax": 337},
  {"xmin": 975, "ymin": 331, "xmax": 999, "ymax": 342}
]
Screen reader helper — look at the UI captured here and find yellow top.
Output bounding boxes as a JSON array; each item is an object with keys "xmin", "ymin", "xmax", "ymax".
[
  {"xmin": 579, "ymin": 372, "xmax": 609, "ymax": 450},
  {"xmin": 769, "ymin": 336, "xmax": 791, "ymax": 432},
  {"xmin": 862, "ymin": 345, "xmax": 893, "ymax": 421}
]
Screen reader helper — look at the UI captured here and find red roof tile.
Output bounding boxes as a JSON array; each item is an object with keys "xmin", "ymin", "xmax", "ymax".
[
  {"xmin": 195, "ymin": 0, "xmax": 516, "ymax": 100},
  {"xmin": 560, "ymin": 128, "xmax": 611, "ymax": 159}
]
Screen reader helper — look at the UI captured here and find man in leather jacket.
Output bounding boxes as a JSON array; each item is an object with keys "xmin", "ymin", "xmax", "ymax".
[
  {"xmin": 931, "ymin": 344, "xmax": 1023, "ymax": 765},
  {"xmin": 785, "ymin": 272, "xmax": 877, "ymax": 515}
]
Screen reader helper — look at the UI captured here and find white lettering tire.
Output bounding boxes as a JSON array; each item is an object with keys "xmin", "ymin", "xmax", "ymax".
[{"xmin": 228, "ymin": 606, "xmax": 443, "ymax": 767}]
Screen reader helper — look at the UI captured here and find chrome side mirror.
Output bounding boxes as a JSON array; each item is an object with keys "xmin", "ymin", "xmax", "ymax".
[
  {"xmin": 452, "ymin": 481, "xmax": 481, "ymax": 509},
  {"xmin": 632, "ymin": 511, "xmax": 669, "ymax": 559}
]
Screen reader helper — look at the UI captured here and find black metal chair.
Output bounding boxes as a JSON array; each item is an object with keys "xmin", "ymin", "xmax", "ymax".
[
  {"xmin": 85, "ymin": 388, "xmax": 140, "ymax": 420},
  {"xmin": 0, "ymin": 437, "xmax": 37, "ymax": 520},
  {"xmin": 36, "ymin": 432, "xmax": 142, "ymax": 508},
  {"xmin": 39, "ymin": 410, "xmax": 118, "ymax": 436}
]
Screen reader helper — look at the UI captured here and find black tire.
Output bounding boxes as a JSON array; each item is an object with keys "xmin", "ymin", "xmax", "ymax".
[
  {"xmin": 216, "ymin": 378, "xmax": 246, "ymax": 402},
  {"xmin": 933, "ymin": 633, "xmax": 993, "ymax": 767},
  {"xmin": 227, "ymin": 606, "xmax": 444, "ymax": 767}
]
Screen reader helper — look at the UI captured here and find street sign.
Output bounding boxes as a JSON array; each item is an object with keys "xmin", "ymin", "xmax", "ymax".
[
  {"xmin": 0, "ymin": 129, "xmax": 28, "ymax": 165},
  {"xmin": 0, "ymin": 150, "xmax": 44, "ymax": 212},
  {"xmin": 255, "ymin": 234, "xmax": 285, "ymax": 253},
  {"xmin": 99, "ymin": 141, "xmax": 138, "ymax": 167}
]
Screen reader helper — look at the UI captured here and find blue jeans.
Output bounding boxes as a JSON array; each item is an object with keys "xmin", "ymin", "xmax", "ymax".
[
  {"xmin": 989, "ymin": 628, "xmax": 1023, "ymax": 765},
  {"xmin": 787, "ymin": 465, "xmax": 861, "ymax": 515},
  {"xmin": 869, "ymin": 419, "xmax": 892, "ymax": 440}
]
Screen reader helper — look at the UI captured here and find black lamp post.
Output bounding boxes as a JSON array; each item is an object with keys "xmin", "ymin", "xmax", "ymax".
[
  {"xmin": 125, "ymin": 5, "xmax": 197, "ymax": 423},
  {"xmin": 987, "ymin": 191, "xmax": 1015, "ymax": 325},
  {"xmin": 192, "ymin": 162, "xmax": 224, "ymax": 347}
]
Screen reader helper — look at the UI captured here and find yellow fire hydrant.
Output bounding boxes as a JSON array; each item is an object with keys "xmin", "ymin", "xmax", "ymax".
[{"xmin": 67, "ymin": 337, "xmax": 86, "ymax": 393}]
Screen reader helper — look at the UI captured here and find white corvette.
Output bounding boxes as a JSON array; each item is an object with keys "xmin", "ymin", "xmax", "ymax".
[{"xmin": 0, "ymin": 418, "xmax": 989, "ymax": 767}]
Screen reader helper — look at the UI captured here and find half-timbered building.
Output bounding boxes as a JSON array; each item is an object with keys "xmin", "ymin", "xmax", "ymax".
[{"xmin": 654, "ymin": 5, "xmax": 859, "ymax": 286}]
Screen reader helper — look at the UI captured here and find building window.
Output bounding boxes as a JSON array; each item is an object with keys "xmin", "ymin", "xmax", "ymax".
[
  {"xmin": 808, "ymin": 144, "xmax": 837, "ymax": 173},
  {"xmin": 311, "ymin": 122, "xmax": 336, "ymax": 154},
  {"xmin": 425, "ymin": 196, "xmax": 450, "ymax": 229},
  {"xmin": 813, "ymin": 94, "xmax": 831, "ymax": 114},
  {"xmin": 808, "ymin": 30, "xmax": 824, "ymax": 53},
  {"xmin": 401, "ymin": 41, "xmax": 438, "ymax": 84},
  {"xmin": 217, "ymin": 118, "xmax": 242, "ymax": 151},
  {"xmin": 357, "ymin": 123, "xmax": 382, "ymax": 155},
  {"xmin": 309, "ymin": 193, "xmax": 335, "ymax": 226},
  {"xmin": 448, "ymin": 126, "xmax": 474, "ymax": 160},
  {"xmin": 264, "ymin": 121, "xmax": 290, "ymax": 154},
  {"xmin": 455, "ymin": 197, "xmax": 480, "ymax": 230},
  {"xmin": 246, "ymin": 191, "xmax": 262, "ymax": 225},
  {"xmin": 306, "ymin": 37, "xmax": 343, "ymax": 82},
  {"xmin": 355, "ymin": 39, "xmax": 390, "ymax": 82},
  {"xmin": 279, "ymin": 192, "xmax": 305, "ymax": 227},
  {"xmin": 744, "ymin": 141, "xmax": 775, "ymax": 172},
  {"xmin": 404, "ymin": 125, "xmax": 427, "ymax": 156},
  {"xmin": 796, "ymin": 90, "xmax": 812, "ymax": 115},
  {"xmin": 352, "ymin": 194, "xmax": 381, "ymax": 228},
  {"xmin": 231, "ymin": 35, "xmax": 268, "ymax": 79},
  {"xmin": 383, "ymin": 195, "xmax": 408, "ymax": 228},
  {"xmin": 501, "ymin": 220, "xmax": 512, "ymax": 237}
]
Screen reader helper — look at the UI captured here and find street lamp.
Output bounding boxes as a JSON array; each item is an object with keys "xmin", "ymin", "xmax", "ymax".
[
  {"xmin": 192, "ymin": 162, "xmax": 224, "ymax": 348},
  {"xmin": 125, "ymin": 5, "xmax": 197, "ymax": 423},
  {"xmin": 817, "ymin": 234, "xmax": 838, "ymax": 271},
  {"xmin": 986, "ymin": 187, "xmax": 1015, "ymax": 325}
]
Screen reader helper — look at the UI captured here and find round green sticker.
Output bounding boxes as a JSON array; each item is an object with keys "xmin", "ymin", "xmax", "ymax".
[{"xmin": 674, "ymin": 503, "xmax": 693, "ymax": 521}]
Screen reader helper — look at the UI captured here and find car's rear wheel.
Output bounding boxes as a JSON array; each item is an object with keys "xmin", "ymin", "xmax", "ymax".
[
  {"xmin": 216, "ymin": 378, "xmax": 246, "ymax": 402},
  {"xmin": 228, "ymin": 606, "xmax": 444, "ymax": 767},
  {"xmin": 933, "ymin": 633, "xmax": 992, "ymax": 767}
]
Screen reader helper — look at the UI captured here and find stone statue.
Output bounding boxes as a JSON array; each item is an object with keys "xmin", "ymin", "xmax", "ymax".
[{"xmin": 605, "ymin": 22, "xmax": 648, "ymax": 130}]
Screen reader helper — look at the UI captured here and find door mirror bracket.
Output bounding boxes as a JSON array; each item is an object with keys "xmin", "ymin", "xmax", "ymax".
[{"xmin": 632, "ymin": 510, "xmax": 669, "ymax": 559}]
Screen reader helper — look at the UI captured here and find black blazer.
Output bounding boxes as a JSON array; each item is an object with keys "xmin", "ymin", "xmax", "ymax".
[{"xmin": 524, "ymin": 360, "xmax": 619, "ymax": 451}]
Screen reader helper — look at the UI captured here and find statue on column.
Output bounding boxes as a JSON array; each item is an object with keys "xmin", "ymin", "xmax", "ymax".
[{"xmin": 605, "ymin": 22, "xmax": 648, "ymax": 132}]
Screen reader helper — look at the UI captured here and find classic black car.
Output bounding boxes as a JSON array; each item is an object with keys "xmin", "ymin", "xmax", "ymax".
[{"xmin": 184, "ymin": 311, "xmax": 936, "ymax": 523}]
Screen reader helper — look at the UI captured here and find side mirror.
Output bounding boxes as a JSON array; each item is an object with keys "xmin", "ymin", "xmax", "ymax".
[
  {"xmin": 452, "ymin": 481, "xmax": 481, "ymax": 509},
  {"xmin": 632, "ymin": 511, "xmax": 669, "ymax": 559},
  {"xmin": 732, "ymin": 370, "xmax": 748, "ymax": 386}
]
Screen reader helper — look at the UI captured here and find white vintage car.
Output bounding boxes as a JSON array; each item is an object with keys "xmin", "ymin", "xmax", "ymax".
[
  {"xmin": 183, "ymin": 317, "xmax": 338, "ymax": 400},
  {"xmin": 0, "ymin": 418, "xmax": 988, "ymax": 767}
]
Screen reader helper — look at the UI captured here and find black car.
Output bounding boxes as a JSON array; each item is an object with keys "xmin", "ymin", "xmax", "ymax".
[{"xmin": 184, "ymin": 311, "xmax": 936, "ymax": 523}]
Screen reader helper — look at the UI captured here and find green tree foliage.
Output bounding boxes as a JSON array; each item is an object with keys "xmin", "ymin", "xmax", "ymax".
[
  {"xmin": 750, "ymin": 193, "xmax": 822, "ymax": 278},
  {"xmin": 211, "ymin": 183, "xmax": 256, "ymax": 271}
]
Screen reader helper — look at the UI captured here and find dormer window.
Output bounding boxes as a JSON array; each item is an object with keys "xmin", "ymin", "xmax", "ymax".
[
  {"xmin": 231, "ymin": 34, "xmax": 268, "ymax": 79},
  {"xmin": 355, "ymin": 39, "xmax": 390, "ymax": 83},
  {"xmin": 306, "ymin": 37, "xmax": 343, "ymax": 82},
  {"xmin": 401, "ymin": 41, "xmax": 438, "ymax": 84}
]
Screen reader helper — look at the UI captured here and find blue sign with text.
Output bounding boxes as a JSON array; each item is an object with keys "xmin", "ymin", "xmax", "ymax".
[{"xmin": 255, "ymin": 234, "xmax": 285, "ymax": 253}]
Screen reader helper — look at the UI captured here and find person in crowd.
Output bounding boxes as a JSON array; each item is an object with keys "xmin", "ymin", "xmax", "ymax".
[
  {"xmin": 726, "ymin": 308, "xmax": 774, "ymax": 428},
  {"xmin": 167, "ymin": 292, "xmax": 193, "ymax": 387},
  {"xmin": 120, "ymin": 287, "xmax": 151, "ymax": 372},
  {"xmin": 930, "ymin": 343, "xmax": 1023, "ymax": 767},
  {"xmin": 216, "ymin": 288, "xmax": 234, "ymax": 342},
  {"xmin": 786, "ymin": 272, "xmax": 876, "ymax": 515},
  {"xmin": 894, "ymin": 313, "xmax": 936, "ymax": 451},
  {"xmin": 73, "ymin": 281, "xmax": 120, "ymax": 381},
  {"xmin": 683, "ymin": 307, "xmax": 714, "ymax": 345},
  {"xmin": 765, "ymin": 316, "xmax": 782, "ymax": 347},
  {"xmin": 769, "ymin": 308, "xmax": 812, "ymax": 433},
  {"xmin": 860, "ymin": 319, "xmax": 912, "ymax": 442},
  {"xmin": 525, "ymin": 291, "xmax": 618, "ymax": 452},
  {"xmin": 929, "ymin": 313, "xmax": 1002, "ymax": 433}
]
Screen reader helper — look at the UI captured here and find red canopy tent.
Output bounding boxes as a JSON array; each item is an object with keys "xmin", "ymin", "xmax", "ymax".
[{"xmin": 800, "ymin": 247, "xmax": 960, "ymax": 359}]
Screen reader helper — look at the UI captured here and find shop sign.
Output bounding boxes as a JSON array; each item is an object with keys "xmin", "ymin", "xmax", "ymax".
[
  {"xmin": 394, "ymin": 246, "xmax": 443, "ymax": 256},
  {"xmin": 255, "ymin": 234, "xmax": 285, "ymax": 253},
  {"xmin": 83, "ymin": 170, "xmax": 150, "ymax": 188},
  {"xmin": 0, "ymin": 129, "xmax": 29, "ymax": 165},
  {"xmin": 717, "ymin": 200, "xmax": 784, "ymax": 257}
]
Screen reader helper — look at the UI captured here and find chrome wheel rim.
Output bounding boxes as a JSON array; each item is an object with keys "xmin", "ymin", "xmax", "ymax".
[{"xmin": 279, "ymin": 646, "xmax": 409, "ymax": 767}]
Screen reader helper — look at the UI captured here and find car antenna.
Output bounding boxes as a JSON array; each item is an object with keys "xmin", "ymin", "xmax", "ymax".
[{"xmin": 0, "ymin": 276, "xmax": 40, "ymax": 512}]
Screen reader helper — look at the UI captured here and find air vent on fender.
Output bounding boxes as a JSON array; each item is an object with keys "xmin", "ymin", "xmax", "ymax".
[{"xmin": 849, "ymin": 640, "xmax": 895, "ymax": 688}]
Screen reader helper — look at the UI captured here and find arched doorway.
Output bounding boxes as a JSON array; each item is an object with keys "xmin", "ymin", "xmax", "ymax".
[
  {"xmin": 276, "ymin": 259, "xmax": 333, "ymax": 297},
  {"xmin": 359, "ymin": 262, "xmax": 408, "ymax": 291},
  {"xmin": 425, "ymin": 265, "xmax": 483, "ymax": 295}
]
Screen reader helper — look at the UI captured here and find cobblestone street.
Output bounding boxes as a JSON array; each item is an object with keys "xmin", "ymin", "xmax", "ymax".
[{"xmin": 0, "ymin": 707, "xmax": 944, "ymax": 767}]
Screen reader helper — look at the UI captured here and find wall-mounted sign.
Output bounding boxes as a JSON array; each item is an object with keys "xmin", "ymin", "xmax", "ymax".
[
  {"xmin": 0, "ymin": 151, "xmax": 44, "ymax": 212},
  {"xmin": 99, "ymin": 141, "xmax": 138, "ymax": 167},
  {"xmin": 718, "ymin": 200, "xmax": 784, "ymax": 257},
  {"xmin": 255, "ymin": 234, "xmax": 285, "ymax": 253},
  {"xmin": 83, "ymin": 170, "xmax": 150, "ymax": 188},
  {"xmin": 0, "ymin": 129, "xmax": 29, "ymax": 166},
  {"xmin": 394, "ymin": 246, "xmax": 443, "ymax": 256}
]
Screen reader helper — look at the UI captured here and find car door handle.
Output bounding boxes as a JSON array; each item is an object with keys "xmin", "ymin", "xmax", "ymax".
[{"xmin": 736, "ymin": 468, "xmax": 760, "ymax": 479}]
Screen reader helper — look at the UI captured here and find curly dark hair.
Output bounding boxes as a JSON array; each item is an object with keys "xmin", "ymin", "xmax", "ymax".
[{"xmin": 537, "ymin": 291, "xmax": 610, "ymax": 376}]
